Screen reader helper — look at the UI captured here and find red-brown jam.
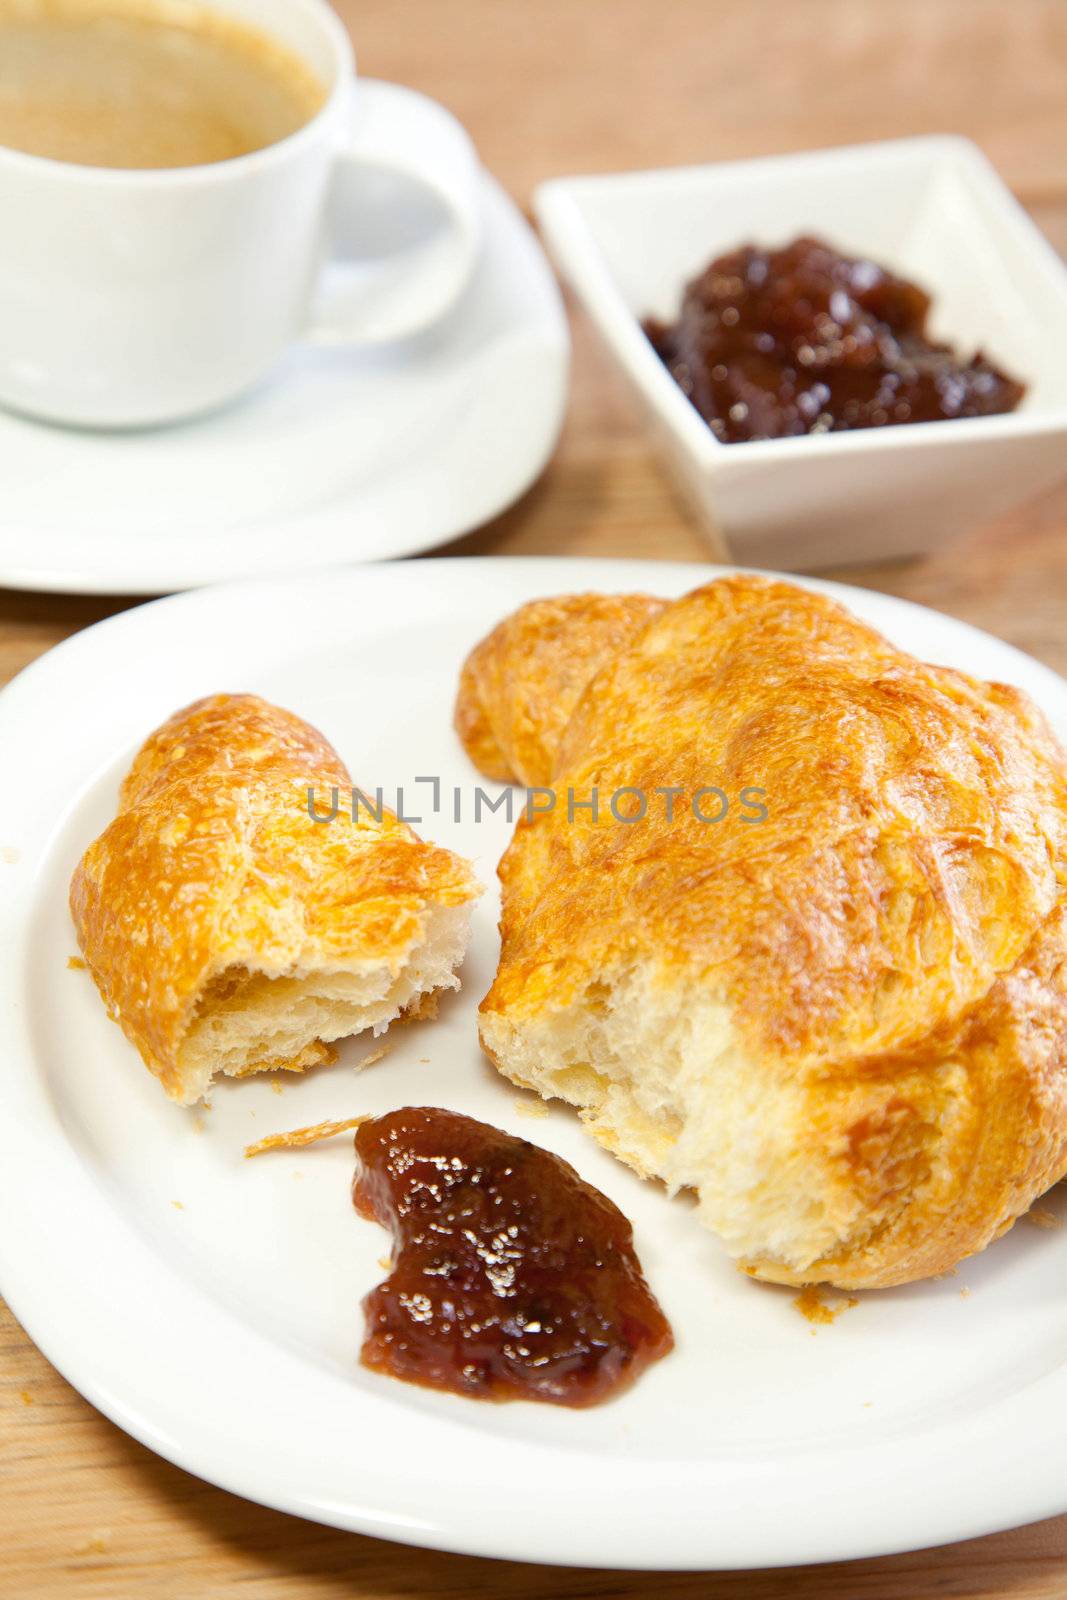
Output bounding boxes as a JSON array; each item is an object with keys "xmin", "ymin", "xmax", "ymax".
[
  {"xmin": 645, "ymin": 235, "xmax": 1025, "ymax": 442},
  {"xmin": 352, "ymin": 1107, "xmax": 673, "ymax": 1406}
]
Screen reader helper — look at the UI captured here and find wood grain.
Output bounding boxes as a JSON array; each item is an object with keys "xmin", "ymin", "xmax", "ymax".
[{"xmin": 3, "ymin": 1, "xmax": 1067, "ymax": 1594}]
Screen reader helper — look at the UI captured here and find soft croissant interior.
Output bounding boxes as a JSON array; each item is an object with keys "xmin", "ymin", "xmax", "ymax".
[
  {"xmin": 176, "ymin": 901, "xmax": 472, "ymax": 1105},
  {"xmin": 483, "ymin": 970, "xmax": 831, "ymax": 1271},
  {"xmin": 482, "ymin": 959, "xmax": 950, "ymax": 1283}
]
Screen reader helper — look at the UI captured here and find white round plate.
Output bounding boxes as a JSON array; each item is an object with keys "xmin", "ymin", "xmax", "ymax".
[
  {"xmin": 0, "ymin": 181, "xmax": 568, "ymax": 596},
  {"xmin": 3, "ymin": 558, "xmax": 1067, "ymax": 1571}
]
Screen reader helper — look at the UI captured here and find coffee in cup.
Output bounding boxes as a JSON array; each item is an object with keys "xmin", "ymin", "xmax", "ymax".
[
  {"xmin": 0, "ymin": 0, "xmax": 482, "ymax": 426},
  {"xmin": 0, "ymin": 0, "xmax": 326, "ymax": 169}
]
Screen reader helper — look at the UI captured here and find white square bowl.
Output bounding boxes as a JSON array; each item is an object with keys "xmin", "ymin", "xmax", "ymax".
[{"xmin": 535, "ymin": 137, "xmax": 1067, "ymax": 570}]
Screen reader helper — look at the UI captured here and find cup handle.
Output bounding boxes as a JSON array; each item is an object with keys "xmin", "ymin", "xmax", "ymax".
[{"xmin": 306, "ymin": 79, "xmax": 482, "ymax": 347}]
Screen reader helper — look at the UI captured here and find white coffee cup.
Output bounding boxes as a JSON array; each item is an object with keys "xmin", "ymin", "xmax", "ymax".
[{"xmin": 0, "ymin": 0, "xmax": 483, "ymax": 428}]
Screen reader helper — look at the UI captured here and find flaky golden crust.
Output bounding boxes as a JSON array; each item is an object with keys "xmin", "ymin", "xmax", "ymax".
[
  {"xmin": 71, "ymin": 694, "xmax": 479, "ymax": 1103},
  {"xmin": 453, "ymin": 592, "xmax": 666, "ymax": 785},
  {"xmin": 472, "ymin": 576, "xmax": 1067, "ymax": 1288}
]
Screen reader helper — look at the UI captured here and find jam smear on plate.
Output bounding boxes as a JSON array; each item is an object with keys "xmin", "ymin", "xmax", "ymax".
[
  {"xmin": 644, "ymin": 235, "xmax": 1025, "ymax": 442},
  {"xmin": 353, "ymin": 1107, "xmax": 673, "ymax": 1406}
]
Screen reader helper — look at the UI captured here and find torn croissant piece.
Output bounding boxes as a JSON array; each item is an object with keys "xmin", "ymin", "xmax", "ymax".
[
  {"xmin": 454, "ymin": 591, "xmax": 666, "ymax": 785},
  {"xmin": 71, "ymin": 693, "xmax": 480, "ymax": 1105},
  {"xmin": 461, "ymin": 574, "xmax": 1067, "ymax": 1289}
]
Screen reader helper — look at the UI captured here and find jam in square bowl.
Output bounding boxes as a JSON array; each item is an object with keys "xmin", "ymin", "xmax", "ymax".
[{"xmin": 535, "ymin": 137, "xmax": 1067, "ymax": 570}]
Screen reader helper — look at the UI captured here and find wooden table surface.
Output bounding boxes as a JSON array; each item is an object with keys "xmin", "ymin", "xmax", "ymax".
[{"xmin": 3, "ymin": 1, "xmax": 1067, "ymax": 1594}]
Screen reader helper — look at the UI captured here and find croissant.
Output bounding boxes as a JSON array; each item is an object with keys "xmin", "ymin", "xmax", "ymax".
[
  {"xmin": 456, "ymin": 575, "xmax": 1067, "ymax": 1289},
  {"xmin": 454, "ymin": 592, "xmax": 666, "ymax": 786},
  {"xmin": 71, "ymin": 694, "xmax": 480, "ymax": 1105}
]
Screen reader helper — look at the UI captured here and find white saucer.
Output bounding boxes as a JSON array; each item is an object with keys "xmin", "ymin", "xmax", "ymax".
[
  {"xmin": 4, "ymin": 558, "xmax": 1067, "ymax": 1569},
  {"xmin": 0, "ymin": 179, "xmax": 568, "ymax": 596}
]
